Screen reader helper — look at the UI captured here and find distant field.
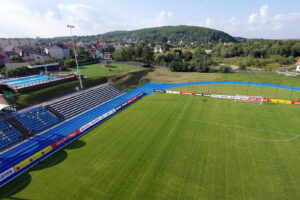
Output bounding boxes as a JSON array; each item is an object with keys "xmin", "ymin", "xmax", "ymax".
[
  {"xmin": 68, "ymin": 63, "xmax": 142, "ymax": 79},
  {"xmin": 2, "ymin": 86, "xmax": 300, "ymax": 200}
]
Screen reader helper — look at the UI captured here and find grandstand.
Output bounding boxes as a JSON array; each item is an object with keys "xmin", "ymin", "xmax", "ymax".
[
  {"xmin": 0, "ymin": 84, "xmax": 125, "ymax": 152},
  {"xmin": 0, "ymin": 118, "xmax": 22, "ymax": 149},
  {"xmin": 13, "ymin": 106, "xmax": 60, "ymax": 133},
  {"xmin": 47, "ymin": 84, "xmax": 124, "ymax": 119}
]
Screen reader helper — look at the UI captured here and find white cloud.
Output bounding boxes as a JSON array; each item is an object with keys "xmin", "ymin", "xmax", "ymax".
[
  {"xmin": 194, "ymin": 17, "xmax": 214, "ymax": 28},
  {"xmin": 205, "ymin": 17, "xmax": 213, "ymax": 27},
  {"xmin": 0, "ymin": 1, "xmax": 174, "ymax": 38},
  {"xmin": 138, "ymin": 11, "xmax": 173, "ymax": 28},
  {"xmin": 245, "ymin": 4, "xmax": 300, "ymax": 33},
  {"xmin": 0, "ymin": 1, "xmax": 299, "ymax": 39},
  {"xmin": 248, "ymin": 13, "xmax": 258, "ymax": 24},
  {"xmin": 191, "ymin": 4, "xmax": 300, "ymax": 39}
]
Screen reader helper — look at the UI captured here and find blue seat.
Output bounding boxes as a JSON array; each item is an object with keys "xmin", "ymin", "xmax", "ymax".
[
  {"xmin": 13, "ymin": 106, "xmax": 60, "ymax": 133},
  {"xmin": 0, "ymin": 119, "xmax": 22, "ymax": 150}
]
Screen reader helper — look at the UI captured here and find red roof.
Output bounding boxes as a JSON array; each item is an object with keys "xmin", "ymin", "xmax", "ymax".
[{"xmin": 98, "ymin": 42, "xmax": 107, "ymax": 46}]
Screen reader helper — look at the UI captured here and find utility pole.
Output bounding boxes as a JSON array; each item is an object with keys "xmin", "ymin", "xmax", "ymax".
[{"xmin": 67, "ymin": 25, "xmax": 83, "ymax": 89}]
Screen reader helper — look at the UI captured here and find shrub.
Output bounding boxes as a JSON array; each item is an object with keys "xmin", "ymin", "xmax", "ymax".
[
  {"xmin": 0, "ymin": 63, "xmax": 5, "ymax": 69},
  {"xmin": 219, "ymin": 66, "xmax": 231, "ymax": 73},
  {"xmin": 5, "ymin": 66, "xmax": 29, "ymax": 77},
  {"xmin": 64, "ymin": 59, "xmax": 76, "ymax": 67},
  {"xmin": 9, "ymin": 55, "xmax": 23, "ymax": 63}
]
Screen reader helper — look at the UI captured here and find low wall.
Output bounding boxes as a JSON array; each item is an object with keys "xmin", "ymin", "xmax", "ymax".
[{"xmin": 154, "ymin": 89, "xmax": 300, "ymax": 105}]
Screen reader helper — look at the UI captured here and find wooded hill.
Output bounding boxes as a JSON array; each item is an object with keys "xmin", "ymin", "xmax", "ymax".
[{"xmin": 37, "ymin": 25, "xmax": 237, "ymax": 44}]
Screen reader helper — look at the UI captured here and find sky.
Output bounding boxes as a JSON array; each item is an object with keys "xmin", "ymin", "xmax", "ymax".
[{"xmin": 0, "ymin": 0, "xmax": 300, "ymax": 39}]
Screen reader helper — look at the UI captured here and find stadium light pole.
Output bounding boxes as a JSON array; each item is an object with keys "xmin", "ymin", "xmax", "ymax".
[{"xmin": 67, "ymin": 25, "xmax": 83, "ymax": 90}]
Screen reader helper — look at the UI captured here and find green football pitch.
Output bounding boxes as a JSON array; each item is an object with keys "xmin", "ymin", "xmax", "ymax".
[{"xmin": 2, "ymin": 85, "xmax": 300, "ymax": 200}]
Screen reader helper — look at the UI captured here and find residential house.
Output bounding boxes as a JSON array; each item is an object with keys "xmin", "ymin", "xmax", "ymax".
[
  {"xmin": 98, "ymin": 41, "xmax": 108, "ymax": 49},
  {"xmin": 154, "ymin": 45, "xmax": 167, "ymax": 53},
  {"xmin": 174, "ymin": 50, "xmax": 182, "ymax": 57},
  {"xmin": 31, "ymin": 52, "xmax": 49, "ymax": 63},
  {"xmin": 12, "ymin": 46, "xmax": 49, "ymax": 62},
  {"xmin": 48, "ymin": 44, "xmax": 70, "ymax": 59},
  {"xmin": 205, "ymin": 50, "xmax": 213, "ymax": 55},
  {"xmin": 109, "ymin": 43, "xmax": 117, "ymax": 48},
  {"xmin": 76, "ymin": 41, "xmax": 89, "ymax": 49},
  {"xmin": 115, "ymin": 44, "xmax": 124, "ymax": 50},
  {"xmin": 5, "ymin": 51, "xmax": 18, "ymax": 59},
  {"xmin": 0, "ymin": 52, "xmax": 9, "ymax": 64},
  {"xmin": 103, "ymin": 52, "xmax": 112, "ymax": 60},
  {"xmin": 296, "ymin": 59, "xmax": 300, "ymax": 72},
  {"xmin": 89, "ymin": 49, "xmax": 103, "ymax": 59}
]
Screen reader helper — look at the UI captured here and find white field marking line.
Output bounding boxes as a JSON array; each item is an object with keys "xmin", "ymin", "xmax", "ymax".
[
  {"xmin": 174, "ymin": 117, "xmax": 299, "ymax": 136},
  {"xmin": 228, "ymin": 128, "xmax": 299, "ymax": 142},
  {"xmin": 174, "ymin": 117, "xmax": 300, "ymax": 142}
]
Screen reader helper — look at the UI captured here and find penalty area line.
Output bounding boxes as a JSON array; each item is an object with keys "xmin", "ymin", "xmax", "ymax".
[{"xmin": 174, "ymin": 116, "xmax": 300, "ymax": 142}]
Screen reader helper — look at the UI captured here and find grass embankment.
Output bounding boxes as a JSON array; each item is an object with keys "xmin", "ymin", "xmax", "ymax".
[
  {"xmin": 2, "ymin": 92, "xmax": 300, "ymax": 199},
  {"xmin": 214, "ymin": 56, "xmax": 296, "ymax": 71}
]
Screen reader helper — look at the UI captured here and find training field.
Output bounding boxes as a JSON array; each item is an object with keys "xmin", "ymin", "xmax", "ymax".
[{"xmin": 2, "ymin": 85, "xmax": 300, "ymax": 199}]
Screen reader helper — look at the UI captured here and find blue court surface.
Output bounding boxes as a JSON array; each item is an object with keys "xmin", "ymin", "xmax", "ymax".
[{"xmin": 3, "ymin": 75, "xmax": 57, "ymax": 87}]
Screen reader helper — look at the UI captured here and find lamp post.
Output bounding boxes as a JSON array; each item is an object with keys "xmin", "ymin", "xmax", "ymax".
[{"xmin": 67, "ymin": 25, "xmax": 83, "ymax": 90}]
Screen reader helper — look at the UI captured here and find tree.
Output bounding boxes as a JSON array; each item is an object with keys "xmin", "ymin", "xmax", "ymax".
[
  {"xmin": 134, "ymin": 46, "xmax": 143, "ymax": 58},
  {"xmin": 46, "ymin": 57, "xmax": 57, "ymax": 63},
  {"xmin": 163, "ymin": 51, "xmax": 174, "ymax": 63},
  {"xmin": 168, "ymin": 59, "xmax": 189, "ymax": 72},
  {"xmin": 219, "ymin": 66, "xmax": 231, "ymax": 73},
  {"xmin": 182, "ymin": 50, "xmax": 193, "ymax": 61},
  {"xmin": 76, "ymin": 46, "xmax": 90, "ymax": 60},
  {"xmin": 5, "ymin": 66, "xmax": 29, "ymax": 77},
  {"xmin": 154, "ymin": 54, "xmax": 165, "ymax": 65},
  {"xmin": 113, "ymin": 49, "xmax": 126, "ymax": 61},
  {"xmin": 191, "ymin": 48, "xmax": 213, "ymax": 72},
  {"xmin": 0, "ymin": 63, "xmax": 5, "ymax": 69},
  {"xmin": 64, "ymin": 59, "xmax": 76, "ymax": 67},
  {"xmin": 9, "ymin": 55, "xmax": 23, "ymax": 63},
  {"xmin": 142, "ymin": 46, "xmax": 154, "ymax": 63}
]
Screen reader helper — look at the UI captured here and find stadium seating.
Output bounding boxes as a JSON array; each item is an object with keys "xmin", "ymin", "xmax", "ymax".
[
  {"xmin": 0, "ymin": 118, "xmax": 22, "ymax": 150},
  {"xmin": 13, "ymin": 106, "xmax": 60, "ymax": 133},
  {"xmin": 48, "ymin": 84, "xmax": 123, "ymax": 119}
]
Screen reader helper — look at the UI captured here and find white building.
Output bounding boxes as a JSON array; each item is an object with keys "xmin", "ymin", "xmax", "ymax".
[
  {"xmin": 154, "ymin": 45, "xmax": 166, "ymax": 54},
  {"xmin": 48, "ymin": 44, "xmax": 70, "ymax": 59},
  {"xmin": 205, "ymin": 50, "xmax": 213, "ymax": 55},
  {"xmin": 89, "ymin": 49, "xmax": 103, "ymax": 59},
  {"xmin": 296, "ymin": 59, "xmax": 300, "ymax": 72}
]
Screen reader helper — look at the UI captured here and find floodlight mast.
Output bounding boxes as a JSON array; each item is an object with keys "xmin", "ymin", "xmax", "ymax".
[{"xmin": 67, "ymin": 25, "xmax": 83, "ymax": 90}]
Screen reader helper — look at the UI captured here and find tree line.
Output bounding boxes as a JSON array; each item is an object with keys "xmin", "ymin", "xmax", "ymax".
[
  {"xmin": 112, "ymin": 44, "xmax": 213, "ymax": 72},
  {"xmin": 214, "ymin": 40, "xmax": 300, "ymax": 68}
]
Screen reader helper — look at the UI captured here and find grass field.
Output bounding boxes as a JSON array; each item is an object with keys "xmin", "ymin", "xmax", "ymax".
[
  {"xmin": 68, "ymin": 63, "xmax": 142, "ymax": 79},
  {"xmin": 2, "ymin": 84, "xmax": 300, "ymax": 200}
]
